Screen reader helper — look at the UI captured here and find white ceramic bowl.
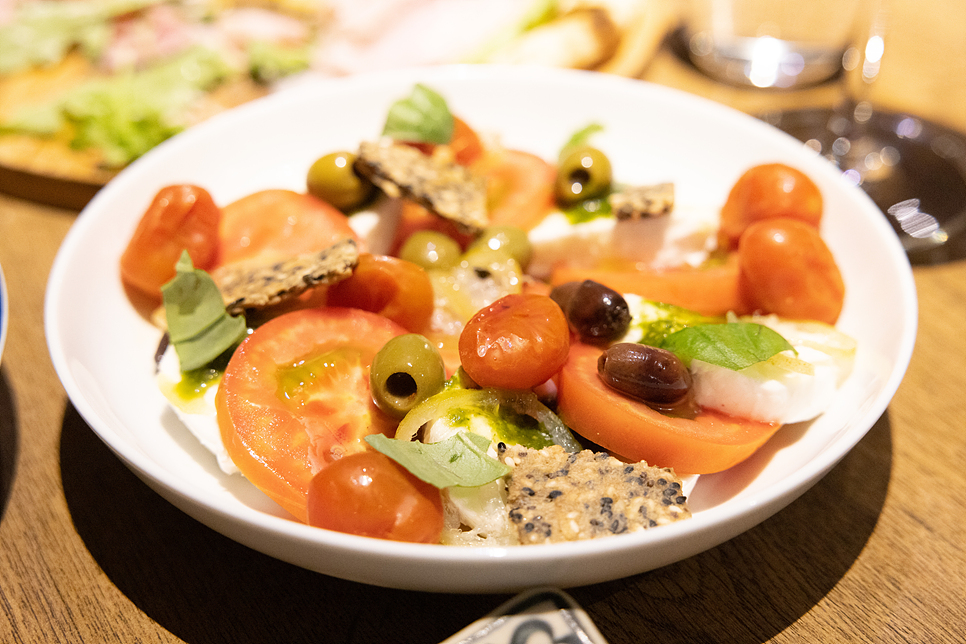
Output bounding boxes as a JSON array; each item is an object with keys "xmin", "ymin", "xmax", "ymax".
[{"xmin": 45, "ymin": 65, "xmax": 917, "ymax": 593}]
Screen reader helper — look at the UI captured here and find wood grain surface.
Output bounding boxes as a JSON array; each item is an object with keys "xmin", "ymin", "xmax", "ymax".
[{"xmin": 1, "ymin": 1, "xmax": 965, "ymax": 642}]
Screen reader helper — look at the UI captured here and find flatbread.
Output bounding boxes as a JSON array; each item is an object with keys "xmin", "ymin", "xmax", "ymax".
[
  {"xmin": 355, "ymin": 140, "xmax": 489, "ymax": 233},
  {"xmin": 212, "ymin": 238, "xmax": 358, "ymax": 313}
]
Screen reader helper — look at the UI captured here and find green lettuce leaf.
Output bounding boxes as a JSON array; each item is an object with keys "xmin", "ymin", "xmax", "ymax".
[
  {"xmin": 365, "ymin": 432, "xmax": 511, "ymax": 489},
  {"xmin": 2, "ymin": 46, "xmax": 232, "ymax": 167},
  {"xmin": 661, "ymin": 322, "xmax": 795, "ymax": 371},
  {"xmin": 382, "ymin": 84, "xmax": 453, "ymax": 144}
]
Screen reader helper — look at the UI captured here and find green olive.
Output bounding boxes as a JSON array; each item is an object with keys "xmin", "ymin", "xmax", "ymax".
[
  {"xmin": 370, "ymin": 334, "xmax": 446, "ymax": 419},
  {"xmin": 399, "ymin": 230, "xmax": 462, "ymax": 270},
  {"xmin": 306, "ymin": 151, "xmax": 375, "ymax": 212},
  {"xmin": 465, "ymin": 225, "xmax": 533, "ymax": 269},
  {"xmin": 554, "ymin": 146, "xmax": 612, "ymax": 206}
]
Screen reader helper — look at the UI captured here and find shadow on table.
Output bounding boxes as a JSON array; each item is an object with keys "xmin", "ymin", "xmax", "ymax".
[
  {"xmin": 0, "ymin": 367, "xmax": 18, "ymax": 523},
  {"xmin": 60, "ymin": 402, "xmax": 892, "ymax": 644}
]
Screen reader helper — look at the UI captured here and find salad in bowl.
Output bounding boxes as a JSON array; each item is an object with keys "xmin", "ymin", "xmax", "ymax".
[{"xmin": 45, "ymin": 66, "xmax": 915, "ymax": 591}]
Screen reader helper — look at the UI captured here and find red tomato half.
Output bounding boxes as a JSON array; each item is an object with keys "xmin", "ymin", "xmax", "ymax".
[
  {"xmin": 459, "ymin": 293, "xmax": 570, "ymax": 390},
  {"xmin": 719, "ymin": 163, "xmax": 823, "ymax": 250},
  {"xmin": 307, "ymin": 451, "xmax": 444, "ymax": 543},
  {"xmin": 120, "ymin": 185, "xmax": 221, "ymax": 301},
  {"xmin": 738, "ymin": 218, "xmax": 845, "ymax": 324},
  {"xmin": 556, "ymin": 342, "xmax": 781, "ymax": 475},
  {"xmin": 216, "ymin": 189, "xmax": 359, "ymax": 267},
  {"xmin": 476, "ymin": 149, "xmax": 556, "ymax": 231},
  {"xmin": 216, "ymin": 308, "xmax": 405, "ymax": 522},
  {"xmin": 326, "ymin": 253, "xmax": 434, "ymax": 332}
]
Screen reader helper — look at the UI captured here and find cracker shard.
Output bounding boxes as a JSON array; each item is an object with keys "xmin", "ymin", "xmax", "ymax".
[
  {"xmin": 212, "ymin": 237, "xmax": 358, "ymax": 314},
  {"xmin": 354, "ymin": 139, "xmax": 488, "ymax": 232},
  {"xmin": 500, "ymin": 445, "xmax": 691, "ymax": 545},
  {"xmin": 609, "ymin": 182, "xmax": 674, "ymax": 220}
]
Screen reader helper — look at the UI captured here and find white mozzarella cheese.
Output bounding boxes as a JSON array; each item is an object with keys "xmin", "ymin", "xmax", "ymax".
[
  {"xmin": 691, "ymin": 345, "xmax": 843, "ymax": 425},
  {"xmin": 156, "ymin": 346, "xmax": 239, "ymax": 475},
  {"xmin": 526, "ymin": 205, "xmax": 718, "ymax": 280}
]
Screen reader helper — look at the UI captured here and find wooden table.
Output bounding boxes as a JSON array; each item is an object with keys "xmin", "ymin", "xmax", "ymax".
[{"xmin": 2, "ymin": 2, "xmax": 964, "ymax": 641}]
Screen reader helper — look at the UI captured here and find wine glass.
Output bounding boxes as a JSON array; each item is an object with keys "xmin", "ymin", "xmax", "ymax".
[{"xmin": 680, "ymin": 0, "xmax": 966, "ymax": 265}]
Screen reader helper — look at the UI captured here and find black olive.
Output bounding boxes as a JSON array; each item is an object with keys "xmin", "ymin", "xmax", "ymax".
[
  {"xmin": 551, "ymin": 280, "xmax": 630, "ymax": 344},
  {"xmin": 597, "ymin": 343, "xmax": 692, "ymax": 406}
]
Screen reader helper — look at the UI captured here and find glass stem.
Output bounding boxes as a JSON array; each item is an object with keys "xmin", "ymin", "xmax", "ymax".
[{"xmin": 831, "ymin": 0, "xmax": 889, "ymax": 167}]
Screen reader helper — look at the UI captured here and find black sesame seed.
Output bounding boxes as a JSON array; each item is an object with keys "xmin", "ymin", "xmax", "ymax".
[
  {"xmin": 522, "ymin": 486, "xmax": 535, "ymax": 496},
  {"xmin": 676, "ymin": 496, "xmax": 688, "ymax": 504},
  {"xmin": 548, "ymin": 490, "xmax": 563, "ymax": 499},
  {"xmin": 524, "ymin": 522, "xmax": 535, "ymax": 532}
]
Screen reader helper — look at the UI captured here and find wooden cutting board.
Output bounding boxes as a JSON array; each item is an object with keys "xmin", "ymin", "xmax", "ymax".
[{"xmin": 0, "ymin": 1, "xmax": 676, "ymax": 210}]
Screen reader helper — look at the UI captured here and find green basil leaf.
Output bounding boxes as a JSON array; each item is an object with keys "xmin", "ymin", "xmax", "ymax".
[
  {"xmin": 631, "ymin": 300, "xmax": 722, "ymax": 347},
  {"xmin": 558, "ymin": 122, "xmax": 604, "ymax": 162},
  {"xmin": 365, "ymin": 432, "xmax": 511, "ymax": 489},
  {"xmin": 161, "ymin": 251, "xmax": 247, "ymax": 371},
  {"xmin": 382, "ymin": 84, "xmax": 453, "ymax": 144},
  {"xmin": 661, "ymin": 322, "xmax": 795, "ymax": 371}
]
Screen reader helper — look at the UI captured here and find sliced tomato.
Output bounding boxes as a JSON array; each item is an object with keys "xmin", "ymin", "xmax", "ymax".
[
  {"xmin": 556, "ymin": 342, "xmax": 781, "ymax": 475},
  {"xmin": 325, "ymin": 253, "xmax": 435, "ymax": 332},
  {"xmin": 120, "ymin": 185, "xmax": 221, "ymax": 301},
  {"xmin": 475, "ymin": 149, "xmax": 556, "ymax": 231},
  {"xmin": 551, "ymin": 255, "xmax": 750, "ymax": 317},
  {"xmin": 216, "ymin": 189, "xmax": 359, "ymax": 267},
  {"xmin": 216, "ymin": 308, "xmax": 405, "ymax": 522}
]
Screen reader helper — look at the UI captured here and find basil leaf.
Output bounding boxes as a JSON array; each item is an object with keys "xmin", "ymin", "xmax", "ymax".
[
  {"xmin": 161, "ymin": 251, "xmax": 247, "ymax": 371},
  {"xmin": 162, "ymin": 252, "xmax": 227, "ymax": 343},
  {"xmin": 631, "ymin": 300, "xmax": 722, "ymax": 348},
  {"xmin": 365, "ymin": 432, "xmax": 511, "ymax": 489},
  {"xmin": 559, "ymin": 122, "xmax": 604, "ymax": 162},
  {"xmin": 382, "ymin": 84, "xmax": 453, "ymax": 144},
  {"xmin": 661, "ymin": 322, "xmax": 795, "ymax": 371}
]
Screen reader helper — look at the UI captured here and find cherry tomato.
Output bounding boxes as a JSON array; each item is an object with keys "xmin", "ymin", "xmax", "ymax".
[
  {"xmin": 326, "ymin": 253, "xmax": 435, "ymax": 332},
  {"xmin": 719, "ymin": 163, "xmax": 823, "ymax": 250},
  {"xmin": 556, "ymin": 342, "xmax": 781, "ymax": 474},
  {"xmin": 475, "ymin": 149, "xmax": 556, "ymax": 231},
  {"xmin": 307, "ymin": 451, "xmax": 444, "ymax": 543},
  {"xmin": 216, "ymin": 189, "xmax": 359, "ymax": 267},
  {"xmin": 216, "ymin": 308, "xmax": 405, "ymax": 523},
  {"xmin": 119, "ymin": 185, "xmax": 220, "ymax": 301},
  {"xmin": 406, "ymin": 116, "xmax": 483, "ymax": 166},
  {"xmin": 738, "ymin": 218, "xmax": 845, "ymax": 325},
  {"xmin": 458, "ymin": 293, "xmax": 570, "ymax": 390}
]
